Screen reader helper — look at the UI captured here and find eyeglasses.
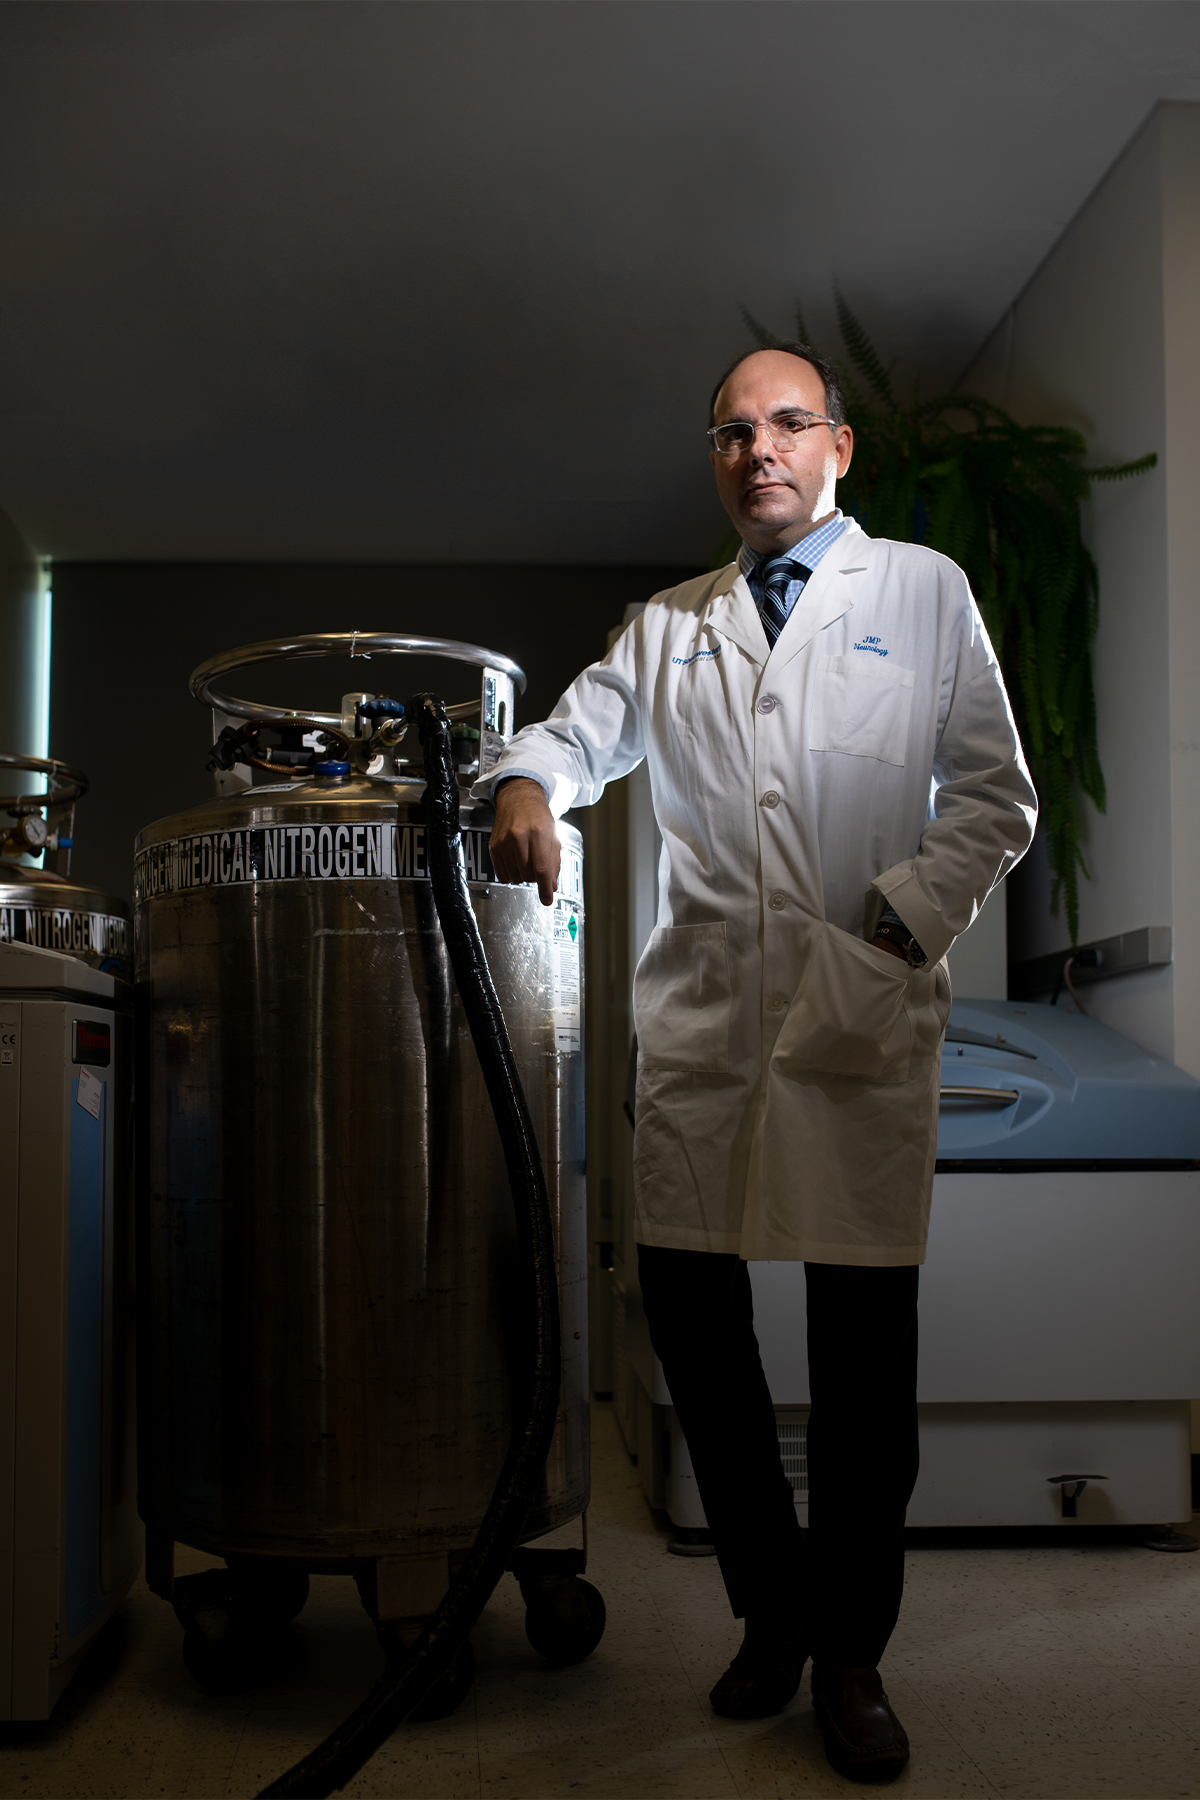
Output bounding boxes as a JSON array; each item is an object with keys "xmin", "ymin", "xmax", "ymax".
[{"xmin": 707, "ymin": 411, "xmax": 835, "ymax": 457}]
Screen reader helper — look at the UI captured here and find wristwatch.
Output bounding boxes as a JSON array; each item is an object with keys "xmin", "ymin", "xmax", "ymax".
[{"xmin": 872, "ymin": 920, "xmax": 929, "ymax": 969}]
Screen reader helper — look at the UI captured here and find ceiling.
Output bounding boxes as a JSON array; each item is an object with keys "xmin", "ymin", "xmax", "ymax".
[{"xmin": 0, "ymin": 0, "xmax": 1198, "ymax": 567}]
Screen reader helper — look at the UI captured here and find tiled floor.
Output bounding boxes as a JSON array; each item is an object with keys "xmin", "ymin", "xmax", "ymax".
[{"xmin": 3, "ymin": 1402, "xmax": 1200, "ymax": 1798}]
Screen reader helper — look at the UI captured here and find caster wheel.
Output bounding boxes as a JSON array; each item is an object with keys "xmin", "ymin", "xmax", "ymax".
[
  {"xmin": 375, "ymin": 1635, "xmax": 476, "ymax": 1721},
  {"xmin": 524, "ymin": 1576, "xmax": 606, "ymax": 1666},
  {"xmin": 226, "ymin": 1556, "xmax": 310, "ymax": 1623},
  {"xmin": 172, "ymin": 1565, "xmax": 238, "ymax": 1635},
  {"xmin": 174, "ymin": 1569, "xmax": 305, "ymax": 1695}
]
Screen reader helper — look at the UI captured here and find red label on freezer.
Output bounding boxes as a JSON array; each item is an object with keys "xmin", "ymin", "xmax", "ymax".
[{"xmin": 72, "ymin": 1019, "xmax": 111, "ymax": 1067}]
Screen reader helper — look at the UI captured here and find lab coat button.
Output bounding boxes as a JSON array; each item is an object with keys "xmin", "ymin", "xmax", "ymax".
[
  {"xmin": 761, "ymin": 790, "xmax": 780, "ymax": 808},
  {"xmin": 768, "ymin": 892, "xmax": 787, "ymax": 910},
  {"xmin": 756, "ymin": 696, "xmax": 777, "ymax": 715},
  {"xmin": 767, "ymin": 991, "xmax": 788, "ymax": 1012}
]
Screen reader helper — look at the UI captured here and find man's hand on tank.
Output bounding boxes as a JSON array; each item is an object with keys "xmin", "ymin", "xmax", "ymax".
[{"xmin": 491, "ymin": 778, "xmax": 560, "ymax": 906}]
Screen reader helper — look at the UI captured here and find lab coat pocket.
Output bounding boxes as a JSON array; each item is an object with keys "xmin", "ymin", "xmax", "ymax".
[
  {"xmin": 809, "ymin": 654, "xmax": 915, "ymax": 767},
  {"xmin": 633, "ymin": 922, "xmax": 732, "ymax": 1073},
  {"xmin": 772, "ymin": 923, "xmax": 915, "ymax": 1085}
]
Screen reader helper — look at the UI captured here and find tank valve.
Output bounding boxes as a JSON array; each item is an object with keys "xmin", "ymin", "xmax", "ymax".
[
  {"xmin": 2, "ymin": 813, "xmax": 49, "ymax": 858},
  {"xmin": 451, "ymin": 725, "xmax": 481, "ymax": 770},
  {"xmin": 358, "ymin": 699, "xmax": 409, "ymax": 762},
  {"xmin": 358, "ymin": 697, "xmax": 406, "ymax": 728},
  {"xmin": 313, "ymin": 759, "xmax": 350, "ymax": 785}
]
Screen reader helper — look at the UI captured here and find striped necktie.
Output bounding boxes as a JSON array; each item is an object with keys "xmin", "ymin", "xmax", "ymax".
[{"xmin": 757, "ymin": 555, "xmax": 812, "ymax": 650}]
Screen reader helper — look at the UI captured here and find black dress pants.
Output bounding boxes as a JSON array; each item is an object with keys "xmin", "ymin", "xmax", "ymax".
[{"xmin": 637, "ymin": 1245, "xmax": 919, "ymax": 1669}]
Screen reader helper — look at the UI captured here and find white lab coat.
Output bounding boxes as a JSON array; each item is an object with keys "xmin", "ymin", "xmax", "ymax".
[{"xmin": 475, "ymin": 520, "xmax": 1037, "ymax": 1264}]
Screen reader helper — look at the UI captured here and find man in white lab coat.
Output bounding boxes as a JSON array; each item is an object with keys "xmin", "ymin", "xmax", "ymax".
[{"xmin": 478, "ymin": 346, "xmax": 1037, "ymax": 1780}]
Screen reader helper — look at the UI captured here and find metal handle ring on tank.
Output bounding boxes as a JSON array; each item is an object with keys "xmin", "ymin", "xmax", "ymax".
[
  {"xmin": 191, "ymin": 632, "xmax": 525, "ymax": 766},
  {"xmin": 0, "ymin": 752, "xmax": 88, "ymax": 877},
  {"xmin": 2, "ymin": 748, "xmax": 127, "ymax": 969},
  {"xmin": 0, "ymin": 751, "xmax": 87, "ymax": 815}
]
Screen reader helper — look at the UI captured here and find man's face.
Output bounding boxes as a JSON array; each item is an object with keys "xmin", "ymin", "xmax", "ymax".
[{"xmin": 709, "ymin": 349, "xmax": 854, "ymax": 553}]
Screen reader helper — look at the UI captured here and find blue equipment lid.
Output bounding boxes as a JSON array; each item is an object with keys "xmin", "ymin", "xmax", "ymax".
[{"xmin": 937, "ymin": 999, "xmax": 1200, "ymax": 1166}]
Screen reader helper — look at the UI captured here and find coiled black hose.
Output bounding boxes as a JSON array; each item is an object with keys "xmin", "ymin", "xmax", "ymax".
[{"xmin": 259, "ymin": 693, "xmax": 562, "ymax": 1798}]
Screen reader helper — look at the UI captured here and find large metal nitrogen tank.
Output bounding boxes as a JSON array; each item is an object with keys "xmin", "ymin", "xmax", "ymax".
[
  {"xmin": 134, "ymin": 636, "xmax": 587, "ymax": 1627},
  {"xmin": 0, "ymin": 754, "xmax": 130, "ymax": 974}
]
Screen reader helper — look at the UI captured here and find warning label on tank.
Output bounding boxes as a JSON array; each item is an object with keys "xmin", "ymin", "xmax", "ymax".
[
  {"xmin": 135, "ymin": 824, "xmax": 585, "ymax": 905},
  {"xmin": 558, "ymin": 840, "xmax": 583, "ymax": 907},
  {"xmin": 551, "ymin": 901, "xmax": 581, "ymax": 1052}
]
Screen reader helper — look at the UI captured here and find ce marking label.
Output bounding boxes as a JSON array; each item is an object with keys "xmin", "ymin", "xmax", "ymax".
[{"xmin": 1, "ymin": 1027, "xmax": 16, "ymax": 1068}]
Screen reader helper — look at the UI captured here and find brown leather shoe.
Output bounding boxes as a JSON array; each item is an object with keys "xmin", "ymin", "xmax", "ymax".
[
  {"xmin": 710, "ymin": 1625, "xmax": 808, "ymax": 1719},
  {"xmin": 812, "ymin": 1666, "xmax": 910, "ymax": 1781}
]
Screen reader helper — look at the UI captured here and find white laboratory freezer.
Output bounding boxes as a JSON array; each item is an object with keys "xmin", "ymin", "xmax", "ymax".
[
  {"xmin": 618, "ymin": 1001, "xmax": 1200, "ymax": 1533},
  {"xmin": 0, "ymin": 941, "xmax": 140, "ymax": 1718}
]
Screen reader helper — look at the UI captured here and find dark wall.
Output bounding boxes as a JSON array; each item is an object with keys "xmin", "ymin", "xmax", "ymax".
[{"xmin": 49, "ymin": 560, "xmax": 701, "ymax": 904}]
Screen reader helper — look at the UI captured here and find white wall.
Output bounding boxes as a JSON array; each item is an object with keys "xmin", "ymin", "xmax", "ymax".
[
  {"xmin": 1162, "ymin": 108, "xmax": 1200, "ymax": 1078},
  {"xmin": 963, "ymin": 104, "xmax": 1200, "ymax": 1069},
  {"xmin": 945, "ymin": 883, "xmax": 1007, "ymax": 1001}
]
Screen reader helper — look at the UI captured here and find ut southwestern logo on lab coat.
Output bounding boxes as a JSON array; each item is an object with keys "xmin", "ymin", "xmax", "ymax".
[
  {"xmin": 672, "ymin": 645, "xmax": 722, "ymax": 667},
  {"xmin": 854, "ymin": 636, "xmax": 889, "ymax": 657}
]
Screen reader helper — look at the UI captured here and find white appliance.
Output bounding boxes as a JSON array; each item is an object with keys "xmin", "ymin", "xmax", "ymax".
[
  {"xmin": 0, "ymin": 941, "xmax": 140, "ymax": 1718},
  {"xmin": 620, "ymin": 1000, "xmax": 1200, "ymax": 1535}
]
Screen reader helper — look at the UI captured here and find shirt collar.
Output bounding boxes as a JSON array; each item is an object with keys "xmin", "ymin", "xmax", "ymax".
[{"xmin": 738, "ymin": 508, "xmax": 848, "ymax": 579}]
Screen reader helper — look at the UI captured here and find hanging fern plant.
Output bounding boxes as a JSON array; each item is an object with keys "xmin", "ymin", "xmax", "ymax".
[{"xmin": 724, "ymin": 295, "xmax": 1156, "ymax": 942}]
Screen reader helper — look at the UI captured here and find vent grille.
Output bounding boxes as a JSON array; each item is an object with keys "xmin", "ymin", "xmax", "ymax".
[{"xmin": 777, "ymin": 1416, "xmax": 808, "ymax": 1496}]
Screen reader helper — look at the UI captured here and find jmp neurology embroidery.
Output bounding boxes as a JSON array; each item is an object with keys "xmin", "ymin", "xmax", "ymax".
[{"xmin": 854, "ymin": 636, "xmax": 889, "ymax": 657}]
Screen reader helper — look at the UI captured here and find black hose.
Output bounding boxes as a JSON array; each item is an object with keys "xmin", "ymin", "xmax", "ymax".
[{"xmin": 258, "ymin": 692, "xmax": 562, "ymax": 1798}]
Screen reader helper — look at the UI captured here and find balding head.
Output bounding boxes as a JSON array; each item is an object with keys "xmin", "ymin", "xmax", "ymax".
[
  {"xmin": 709, "ymin": 342, "xmax": 846, "ymax": 430},
  {"xmin": 708, "ymin": 348, "xmax": 854, "ymax": 554}
]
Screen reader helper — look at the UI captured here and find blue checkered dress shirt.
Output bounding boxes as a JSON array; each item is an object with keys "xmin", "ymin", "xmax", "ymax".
[{"xmin": 738, "ymin": 509, "xmax": 849, "ymax": 634}]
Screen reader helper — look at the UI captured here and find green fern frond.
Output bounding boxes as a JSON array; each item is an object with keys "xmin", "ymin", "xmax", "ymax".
[
  {"xmin": 1084, "ymin": 452, "xmax": 1158, "ymax": 482},
  {"xmin": 814, "ymin": 294, "xmax": 1153, "ymax": 941},
  {"xmin": 833, "ymin": 288, "xmax": 895, "ymax": 409},
  {"xmin": 738, "ymin": 305, "xmax": 778, "ymax": 349}
]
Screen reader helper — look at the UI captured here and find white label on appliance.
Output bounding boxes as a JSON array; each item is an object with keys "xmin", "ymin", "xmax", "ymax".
[
  {"xmin": 551, "ymin": 903, "xmax": 581, "ymax": 1052},
  {"xmin": 76, "ymin": 1066, "xmax": 103, "ymax": 1119}
]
